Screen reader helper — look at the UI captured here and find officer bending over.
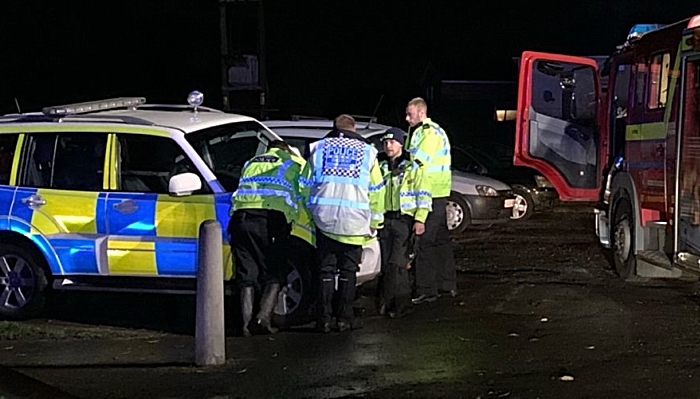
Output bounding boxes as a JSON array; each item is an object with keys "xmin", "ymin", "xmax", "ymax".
[{"xmin": 228, "ymin": 140, "xmax": 301, "ymax": 336}]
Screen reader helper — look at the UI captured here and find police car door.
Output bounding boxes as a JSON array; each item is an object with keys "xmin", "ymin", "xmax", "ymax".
[
  {"xmin": 106, "ymin": 132, "xmax": 212, "ymax": 278},
  {"xmin": 14, "ymin": 132, "xmax": 109, "ymax": 276},
  {"xmin": 514, "ymin": 51, "xmax": 603, "ymax": 201}
]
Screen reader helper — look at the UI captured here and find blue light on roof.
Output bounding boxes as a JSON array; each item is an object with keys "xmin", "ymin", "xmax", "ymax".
[{"xmin": 627, "ymin": 24, "xmax": 665, "ymax": 41}]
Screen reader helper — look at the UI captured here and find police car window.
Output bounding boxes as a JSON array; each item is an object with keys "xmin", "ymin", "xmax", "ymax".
[
  {"xmin": 0, "ymin": 134, "xmax": 18, "ymax": 185},
  {"xmin": 20, "ymin": 133, "xmax": 107, "ymax": 191},
  {"xmin": 117, "ymin": 134, "xmax": 203, "ymax": 194},
  {"xmin": 282, "ymin": 138, "xmax": 311, "ymax": 158},
  {"xmin": 186, "ymin": 122, "xmax": 270, "ymax": 192}
]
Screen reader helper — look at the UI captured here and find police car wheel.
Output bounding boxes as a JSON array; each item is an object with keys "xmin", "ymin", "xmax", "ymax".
[
  {"xmin": 272, "ymin": 262, "xmax": 313, "ymax": 328},
  {"xmin": 0, "ymin": 243, "xmax": 48, "ymax": 320},
  {"xmin": 446, "ymin": 192, "xmax": 470, "ymax": 234}
]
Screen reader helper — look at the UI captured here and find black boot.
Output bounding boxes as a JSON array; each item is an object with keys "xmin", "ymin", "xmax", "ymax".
[
  {"xmin": 240, "ymin": 286, "xmax": 254, "ymax": 337},
  {"xmin": 251, "ymin": 282, "xmax": 281, "ymax": 335},
  {"xmin": 316, "ymin": 278, "xmax": 335, "ymax": 333},
  {"xmin": 335, "ymin": 273, "xmax": 357, "ymax": 331}
]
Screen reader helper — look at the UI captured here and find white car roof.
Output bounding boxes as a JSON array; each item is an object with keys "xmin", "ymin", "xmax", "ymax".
[
  {"xmin": 262, "ymin": 119, "xmax": 393, "ymax": 139},
  {"xmin": 0, "ymin": 98, "xmax": 266, "ymax": 135},
  {"xmin": 97, "ymin": 109, "xmax": 260, "ymax": 134}
]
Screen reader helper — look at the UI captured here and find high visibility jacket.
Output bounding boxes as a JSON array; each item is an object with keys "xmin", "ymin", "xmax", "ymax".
[
  {"xmin": 406, "ymin": 118, "xmax": 452, "ymax": 199},
  {"xmin": 300, "ymin": 132, "xmax": 385, "ymax": 246},
  {"xmin": 232, "ymin": 148, "xmax": 301, "ymax": 224},
  {"xmin": 290, "ymin": 153, "xmax": 316, "ymax": 247},
  {"xmin": 379, "ymin": 151, "xmax": 432, "ymax": 223}
]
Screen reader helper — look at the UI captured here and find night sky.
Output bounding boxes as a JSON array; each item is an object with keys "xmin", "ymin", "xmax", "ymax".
[{"xmin": 2, "ymin": 0, "xmax": 700, "ymax": 125}]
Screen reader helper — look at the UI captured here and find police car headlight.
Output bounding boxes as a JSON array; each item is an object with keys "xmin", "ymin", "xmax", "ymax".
[{"xmin": 476, "ymin": 185, "xmax": 498, "ymax": 197}]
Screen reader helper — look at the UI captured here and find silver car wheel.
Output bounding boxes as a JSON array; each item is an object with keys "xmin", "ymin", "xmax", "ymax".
[
  {"xmin": 274, "ymin": 267, "xmax": 303, "ymax": 316},
  {"xmin": 446, "ymin": 200, "xmax": 464, "ymax": 231},
  {"xmin": 511, "ymin": 193, "xmax": 529, "ymax": 220},
  {"xmin": 0, "ymin": 254, "xmax": 35, "ymax": 310}
]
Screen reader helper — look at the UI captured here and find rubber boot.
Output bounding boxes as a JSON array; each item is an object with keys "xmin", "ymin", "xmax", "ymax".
[
  {"xmin": 335, "ymin": 273, "xmax": 358, "ymax": 332},
  {"xmin": 316, "ymin": 278, "xmax": 335, "ymax": 333},
  {"xmin": 240, "ymin": 286, "xmax": 254, "ymax": 337},
  {"xmin": 251, "ymin": 282, "xmax": 281, "ymax": 335}
]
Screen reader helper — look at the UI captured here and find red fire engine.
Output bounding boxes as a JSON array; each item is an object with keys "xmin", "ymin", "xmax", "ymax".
[{"xmin": 514, "ymin": 15, "xmax": 700, "ymax": 281}]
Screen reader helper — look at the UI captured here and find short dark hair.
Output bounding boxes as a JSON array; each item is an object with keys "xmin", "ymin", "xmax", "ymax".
[
  {"xmin": 333, "ymin": 114, "xmax": 356, "ymax": 132},
  {"xmin": 267, "ymin": 140, "xmax": 291, "ymax": 153}
]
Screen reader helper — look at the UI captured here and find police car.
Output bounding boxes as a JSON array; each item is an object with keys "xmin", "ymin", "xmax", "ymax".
[
  {"xmin": 0, "ymin": 93, "xmax": 378, "ymax": 325},
  {"xmin": 263, "ymin": 117, "xmax": 515, "ymax": 234}
]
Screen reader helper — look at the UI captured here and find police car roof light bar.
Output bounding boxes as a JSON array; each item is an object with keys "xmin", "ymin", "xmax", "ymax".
[{"xmin": 42, "ymin": 97, "xmax": 146, "ymax": 117}]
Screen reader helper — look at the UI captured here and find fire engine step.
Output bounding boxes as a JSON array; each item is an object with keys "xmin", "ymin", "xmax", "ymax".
[{"xmin": 636, "ymin": 250, "xmax": 682, "ymax": 278}]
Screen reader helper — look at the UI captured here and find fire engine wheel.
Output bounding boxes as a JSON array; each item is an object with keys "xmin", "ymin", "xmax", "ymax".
[{"xmin": 612, "ymin": 198, "xmax": 636, "ymax": 280}]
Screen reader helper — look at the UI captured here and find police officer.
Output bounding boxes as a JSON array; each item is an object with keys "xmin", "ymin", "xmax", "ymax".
[
  {"xmin": 300, "ymin": 114, "xmax": 385, "ymax": 333},
  {"xmin": 377, "ymin": 127, "xmax": 431, "ymax": 318},
  {"xmin": 229, "ymin": 140, "xmax": 301, "ymax": 336},
  {"xmin": 405, "ymin": 97, "xmax": 458, "ymax": 304}
]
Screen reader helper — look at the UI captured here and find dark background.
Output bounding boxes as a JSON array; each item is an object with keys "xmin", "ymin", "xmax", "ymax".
[{"xmin": 2, "ymin": 1, "xmax": 700, "ymax": 143}]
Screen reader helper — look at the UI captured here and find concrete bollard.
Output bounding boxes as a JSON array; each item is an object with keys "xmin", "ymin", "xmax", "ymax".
[{"xmin": 195, "ymin": 219, "xmax": 226, "ymax": 366}]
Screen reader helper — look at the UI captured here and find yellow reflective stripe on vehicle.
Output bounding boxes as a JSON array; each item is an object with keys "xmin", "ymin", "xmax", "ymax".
[
  {"xmin": 626, "ymin": 122, "xmax": 666, "ymax": 141},
  {"xmin": 107, "ymin": 240, "xmax": 158, "ymax": 275},
  {"xmin": 8, "ymin": 134, "xmax": 24, "ymax": 186},
  {"xmin": 31, "ymin": 189, "xmax": 99, "ymax": 235},
  {"xmin": 155, "ymin": 195, "xmax": 216, "ymax": 238},
  {"xmin": 104, "ymin": 134, "xmax": 116, "ymax": 190},
  {"xmin": 0, "ymin": 125, "xmax": 171, "ymax": 137},
  {"xmin": 664, "ymin": 41, "xmax": 683, "ymax": 124}
]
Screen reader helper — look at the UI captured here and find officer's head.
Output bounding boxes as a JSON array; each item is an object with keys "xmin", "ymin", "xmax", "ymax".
[
  {"xmin": 333, "ymin": 114, "xmax": 356, "ymax": 132},
  {"xmin": 268, "ymin": 140, "xmax": 292, "ymax": 153},
  {"xmin": 381, "ymin": 127, "xmax": 405, "ymax": 159},
  {"xmin": 405, "ymin": 97, "xmax": 427, "ymax": 127}
]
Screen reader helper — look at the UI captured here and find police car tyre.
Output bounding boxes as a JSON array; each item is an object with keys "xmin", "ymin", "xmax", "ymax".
[
  {"xmin": 510, "ymin": 187, "xmax": 534, "ymax": 222},
  {"xmin": 0, "ymin": 243, "xmax": 48, "ymax": 320},
  {"xmin": 446, "ymin": 191, "xmax": 470, "ymax": 234},
  {"xmin": 612, "ymin": 198, "xmax": 636, "ymax": 280},
  {"xmin": 272, "ymin": 260, "xmax": 313, "ymax": 328}
]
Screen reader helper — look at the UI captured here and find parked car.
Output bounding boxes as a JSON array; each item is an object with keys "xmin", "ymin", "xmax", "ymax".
[
  {"xmin": 262, "ymin": 117, "xmax": 514, "ymax": 233},
  {"xmin": 451, "ymin": 144, "xmax": 558, "ymax": 221},
  {"xmin": 0, "ymin": 94, "xmax": 377, "ymax": 328}
]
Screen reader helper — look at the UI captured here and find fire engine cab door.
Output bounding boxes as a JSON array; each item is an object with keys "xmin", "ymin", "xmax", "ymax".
[
  {"xmin": 675, "ymin": 54, "xmax": 700, "ymax": 272},
  {"xmin": 514, "ymin": 51, "xmax": 602, "ymax": 201}
]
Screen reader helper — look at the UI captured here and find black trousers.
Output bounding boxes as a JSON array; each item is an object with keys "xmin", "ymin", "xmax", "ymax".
[
  {"xmin": 315, "ymin": 230, "xmax": 362, "ymax": 324},
  {"xmin": 414, "ymin": 197, "xmax": 456, "ymax": 296},
  {"xmin": 229, "ymin": 209, "xmax": 290, "ymax": 290},
  {"xmin": 379, "ymin": 213, "xmax": 413, "ymax": 313}
]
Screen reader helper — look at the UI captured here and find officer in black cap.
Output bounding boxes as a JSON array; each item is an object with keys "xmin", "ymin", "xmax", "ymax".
[{"xmin": 376, "ymin": 127, "xmax": 425, "ymax": 318}]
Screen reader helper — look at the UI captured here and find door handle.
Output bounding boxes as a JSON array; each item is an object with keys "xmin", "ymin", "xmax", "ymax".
[
  {"xmin": 113, "ymin": 199, "xmax": 138, "ymax": 215},
  {"xmin": 21, "ymin": 194, "xmax": 46, "ymax": 208}
]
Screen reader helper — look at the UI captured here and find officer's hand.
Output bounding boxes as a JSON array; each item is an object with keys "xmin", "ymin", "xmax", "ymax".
[{"xmin": 413, "ymin": 222, "xmax": 425, "ymax": 235}]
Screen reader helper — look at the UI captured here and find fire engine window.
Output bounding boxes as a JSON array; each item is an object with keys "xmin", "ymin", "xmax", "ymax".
[
  {"xmin": 531, "ymin": 61, "xmax": 597, "ymax": 125},
  {"xmin": 529, "ymin": 60, "xmax": 599, "ymax": 189},
  {"xmin": 635, "ymin": 58, "xmax": 647, "ymax": 107},
  {"xmin": 648, "ymin": 52, "xmax": 671, "ymax": 109}
]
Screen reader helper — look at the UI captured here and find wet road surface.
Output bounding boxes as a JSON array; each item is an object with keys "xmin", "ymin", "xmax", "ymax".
[{"xmin": 2, "ymin": 203, "xmax": 700, "ymax": 398}]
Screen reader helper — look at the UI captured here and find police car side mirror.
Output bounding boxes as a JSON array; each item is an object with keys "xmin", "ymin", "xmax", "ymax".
[{"xmin": 169, "ymin": 172, "xmax": 202, "ymax": 196}]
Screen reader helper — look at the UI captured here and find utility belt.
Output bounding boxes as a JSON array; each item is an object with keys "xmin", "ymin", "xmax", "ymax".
[{"xmin": 385, "ymin": 211, "xmax": 413, "ymax": 221}]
